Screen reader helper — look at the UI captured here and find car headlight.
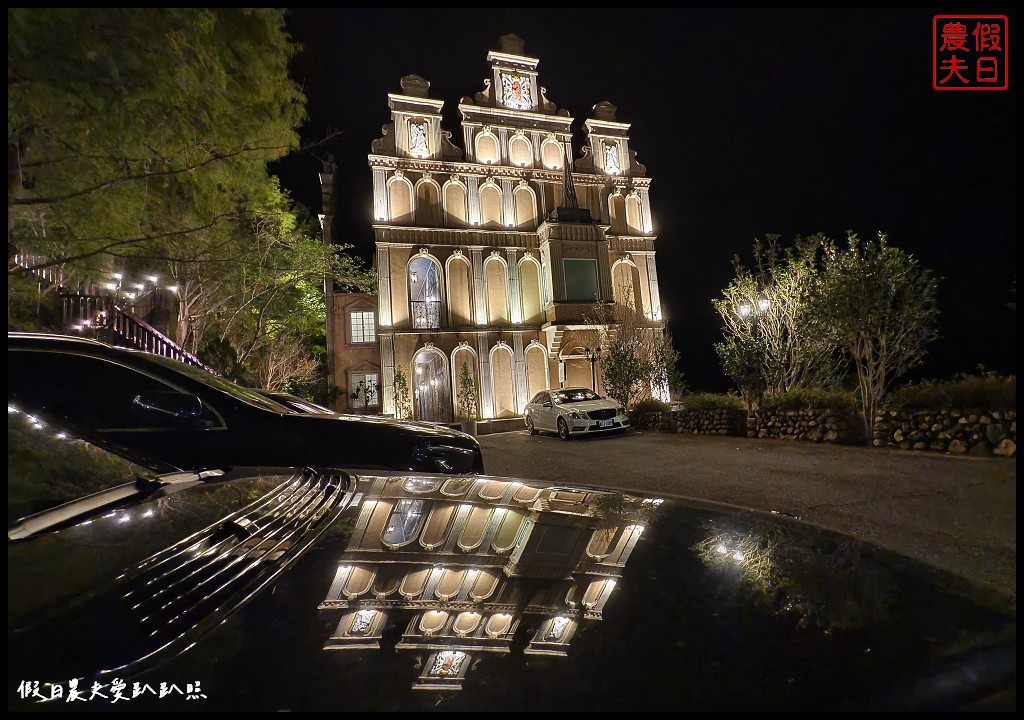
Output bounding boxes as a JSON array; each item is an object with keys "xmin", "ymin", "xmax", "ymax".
[{"xmin": 568, "ymin": 409, "xmax": 587, "ymax": 420}]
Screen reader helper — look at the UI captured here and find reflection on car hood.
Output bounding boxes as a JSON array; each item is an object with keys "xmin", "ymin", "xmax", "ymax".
[{"xmin": 8, "ymin": 472, "xmax": 1015, "ymax": 712}]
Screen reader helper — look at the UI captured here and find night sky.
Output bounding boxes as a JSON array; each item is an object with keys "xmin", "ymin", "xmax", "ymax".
[{"xmin": 272, "ymin": 8, "xmax": 1016, "ymax": 393}]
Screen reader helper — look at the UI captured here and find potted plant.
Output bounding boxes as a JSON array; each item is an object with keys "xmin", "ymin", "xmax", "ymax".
[
  {"xmin": 456, "ymin": 361, "xmax": 479, "ymax": 435},
  {"xmin": 393, "ymin": 366, "xmax": 411, "ymax": 420}
]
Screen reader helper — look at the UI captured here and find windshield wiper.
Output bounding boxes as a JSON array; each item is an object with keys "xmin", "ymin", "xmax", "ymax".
[{"xmin": 8, "ymin": 470, "xmax": 225, "ymax": 541}]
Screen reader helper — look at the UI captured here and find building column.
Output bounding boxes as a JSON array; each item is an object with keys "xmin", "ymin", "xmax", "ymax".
[
  {"xmin": 380, "ymin": 334, "xmax": 396, "ymax": 417},
  {"xmin": 497, "ymin": 128, "xmax": 510, "ymax": 165},
  {"xmin": 472, "ymin": 247, "xmax": 486, "ymax": 325},
  {"xmin": 506, "ymin": 248, "xmax": 522, "ymax": 324},
  {"xmin": 596, "ymin": 235, "xmax": 613, "ymax": 302},
  {"xmin": 477, "ymin": 333, "xmax": 494, "ymax": 419},
  {"xmin": 372, "ymin": 168, "xmax": 388, "ymax": 222},
  {"xmin": 500, "ymin": 178, "xmax": 515, "ymax": 229},
  {"xmin": 512, "ymin": 332, "xmax": 527, "ymax": 414},
  {"xmin": 639, "ymin": 187, "xmax": 653, "ymax": 234},
  {"xmin": 645, "ymin": 253, "xmax": 663, "ymax": 321},
  {"xmin": 467, "ymin": 176, "xmax": 482, "ymax": 226},
  {"xmin": 377, "ymin": 246, "xmax": 393, "ymax": 327}
]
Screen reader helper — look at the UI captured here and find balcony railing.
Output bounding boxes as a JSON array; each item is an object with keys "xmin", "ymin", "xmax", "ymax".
[{"xmin": 410, "ymin": 300, "xmax": 441, "ymax": 329}]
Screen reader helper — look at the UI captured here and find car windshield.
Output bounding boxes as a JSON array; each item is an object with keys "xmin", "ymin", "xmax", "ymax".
[
  {"xmin": 140, "ymin": 354, "xmax": 292, "ymax": 413},
  {"xmin": 553, "ymin": 389, "xmax": 600, "ymax": 404}
]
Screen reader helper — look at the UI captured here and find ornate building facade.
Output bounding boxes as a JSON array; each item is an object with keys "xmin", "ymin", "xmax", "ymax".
[{"xmin": 328, "ymin": 35, "xmax": 665, "ymax": 422}]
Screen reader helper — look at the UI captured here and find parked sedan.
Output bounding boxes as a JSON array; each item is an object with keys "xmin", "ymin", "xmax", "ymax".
[
  {"xmin": 7, "ymin": 407, "xmax": 1015, "ymax": 711},
  {"xmin": 7, "ymin": 332, "xmax": 483, "ymax": 474},
  {"xmin": 524, "ymin": 387, "xmax": 629, "ymax": 440}
]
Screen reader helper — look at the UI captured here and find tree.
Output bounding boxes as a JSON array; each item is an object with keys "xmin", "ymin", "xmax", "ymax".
[
  {"xmin": 164, "ymin": 181, "xmax": 373, "ymax": 387},
  {"xmin": 8, "ymin": 9, "xmax": 307, "ymax": 273},
  {"xmin": 8, "ymin": 9, "xmax": 374, "ymax": 396},
  {"xmin": 713, "ymin": 234, "xmax": 842, "ymax": 406},
  {"xmin": 392, "ymin": 366, "xmax": 411, "ymax": 420},
  {"xmin": 456, "ymin": 361, "xmax": 479, "ymax": 420},
  {"xmin": 587, "ymin": 289, "xmax": 681, "ymax": 410},
  {"xmin": 808, "ymin": 232, "xmax": 940, "ymax": 439}
]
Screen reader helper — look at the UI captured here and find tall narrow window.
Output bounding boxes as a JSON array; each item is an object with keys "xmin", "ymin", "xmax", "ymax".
[{"xmin": 409, "ymin": 256, "xmax": 441, "ymax": 329}]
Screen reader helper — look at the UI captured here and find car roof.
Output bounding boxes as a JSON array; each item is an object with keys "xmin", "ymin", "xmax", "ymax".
[{"xmin": 9, "ymin": 331, "xmax": 120, "ymax": 350}]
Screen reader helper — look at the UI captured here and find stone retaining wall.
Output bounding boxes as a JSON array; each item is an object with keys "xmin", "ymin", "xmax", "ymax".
[
  {"xmin": 654, "ymin": 408, "xmax": 748, "ymax": 436},
  {"xmin": 648, "ymin": 402, "xmax": 1017, "ymax": 457},
  {"xmin": 872, "ymin": 408, "xmax": 1016, "ymax": 457},
  {"xmin": 747, "ymin": 408, "xmax": 861, "ymax": 444}
]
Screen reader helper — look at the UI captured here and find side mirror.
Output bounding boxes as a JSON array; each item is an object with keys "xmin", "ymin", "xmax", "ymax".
[{"xmin": 132, "ymin": 392, "xmax": 206, "ymax": 427}]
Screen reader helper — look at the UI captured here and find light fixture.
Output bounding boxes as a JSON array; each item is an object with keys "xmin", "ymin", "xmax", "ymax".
[
  {"xmin": 411, "ymin": 272, "xmax": 418, "ymax": 284},
  {"xmin": 147, "ymin": 275, "xmax": 159, "ymax": 283}
]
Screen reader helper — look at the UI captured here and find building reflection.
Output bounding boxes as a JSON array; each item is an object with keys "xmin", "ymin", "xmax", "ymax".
[{"xmin": 320, "ymin": 475, "xmax": 657, "ymax": 691}]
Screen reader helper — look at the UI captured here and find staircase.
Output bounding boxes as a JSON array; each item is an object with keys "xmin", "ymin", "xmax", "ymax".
[
  {"xmin": 61, "ymin": 294, "xmax": 217, "ymax": 374},
  {"xmin": 14, "ymin": 253, "xmax": 216, "ymax": 373}
]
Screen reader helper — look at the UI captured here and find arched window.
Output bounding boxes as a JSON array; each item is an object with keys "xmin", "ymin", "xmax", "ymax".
[
  {"xmin": 525, "ymin": 344, "xmax": 548, "ymax": 410},
  {"xmin": 490, "ymin": 344, "xmax": 515, "ymax": 419},
  {"xmin": 445, "ymin": 254, "xmax": 473, "ymax": 327},
  {"xmin": 613, "ymin": 260, "xmax": 643, "ymax": 314},
  {"xmin": 387, "ymin": 176, "xmax": 414, "ymax": 224},
  {"xmin": 518, "ymin": 258, "xmax": 543, "ymax": 325},
  {"xmin": 541, "ymin": 139, "xmax": 563, "ymax": 169},
  {"xmin": 480, "ymin": 184, "xmax": 502, "ymax": 228},
  {"xmin": 476, "ymin": 132, "xmax": 499, "ymax": 165},
  {"xmin": 513, "ymin": 185, "xmax": 536, "ymax": 230},
  {"xmin": 412, "ymin": 347, "xmax": 450, "ymax": 423},
  {"xmin": 443, "ymin": 180, "xmax": 468, "ymax": 227},
  {"xmin": 485, "ymin": 256, "xmax": 509, "ymax": 324},
  {"xmin": 415, "ymin": 180, "xmax": 441, "ymax": 226},
  {"xmin": 509, "ymin": 135, "xmax": 532, "ymax": 167},
  {"xmin": 608, "ymin": 192, "xmax": 627, "ymax": 235},
  {"xmin": 626, "ymin": 194, "xmax": 643, "ymax": 234},
  {"xmin": 451, "ymin": 347, "xmax": 479, "ymax": 420},
  {"xmin": 409, "ymin": 255, "xmax": 442, "ymax": 329}
]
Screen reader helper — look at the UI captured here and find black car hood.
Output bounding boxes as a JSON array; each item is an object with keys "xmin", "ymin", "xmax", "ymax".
[{"xmin": 8, "ymin": 473, "xmax": 1015, "ymax": 712}]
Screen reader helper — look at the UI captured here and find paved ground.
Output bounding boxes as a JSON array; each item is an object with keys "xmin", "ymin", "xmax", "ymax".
[{"xmin": 479, "ymin": 427, "xmax": 1017, "ymax": 613}]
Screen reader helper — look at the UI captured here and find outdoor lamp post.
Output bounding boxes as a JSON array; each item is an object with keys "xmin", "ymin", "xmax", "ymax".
[{"xmin": 584, "ymin": 346, "xmax": 602, "ymax": 392}]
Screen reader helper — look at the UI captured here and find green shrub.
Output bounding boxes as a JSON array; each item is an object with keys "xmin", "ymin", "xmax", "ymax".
[
  {"xmin": 675, "ymin": 393, "xmax": 746, "ymax": 412},
  {"xmin": 760, "ymin": 387, "xmax": 858, "ymax": 412},
  {"xmin": 887, "ymin": 371, "xmax": 1016, "ymax": 410},
  {"xmin": 628, "ymin": 397, "xmax": 669, "ymax": 426}
]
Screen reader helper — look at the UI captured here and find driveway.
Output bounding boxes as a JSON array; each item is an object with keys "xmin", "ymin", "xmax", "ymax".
[{"xmin": 479, "ymin": 428, "xmax": 1017, "ymax": 613}]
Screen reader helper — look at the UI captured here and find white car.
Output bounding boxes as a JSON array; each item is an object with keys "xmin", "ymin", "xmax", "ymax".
[{"xmin": 524, "ymin": 387, "xmax": 629, "ymax": 440}]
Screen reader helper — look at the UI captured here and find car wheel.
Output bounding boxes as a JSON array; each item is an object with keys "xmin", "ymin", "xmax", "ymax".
[
  {"xmin": 526, "ymin": 416, "xmax": 538, "ymax": 435},
  {"xmin": 557, "ymin": 417, "xmax": 570, "ymax": 441}
]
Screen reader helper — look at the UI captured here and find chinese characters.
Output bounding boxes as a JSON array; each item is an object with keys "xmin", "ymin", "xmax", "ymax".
[
  {"xmin": 16, "ymin": 679, "xmax": 208, "ymax": 704},
  {"xmin": 934, "ymin": 16, "xmax": 1007, "ymax": 90}
]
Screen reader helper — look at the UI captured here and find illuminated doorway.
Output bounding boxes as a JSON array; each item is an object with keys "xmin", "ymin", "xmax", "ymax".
[{"xmin": 413, "ymin": 348, "xmax": 450, "ymax": 423}]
